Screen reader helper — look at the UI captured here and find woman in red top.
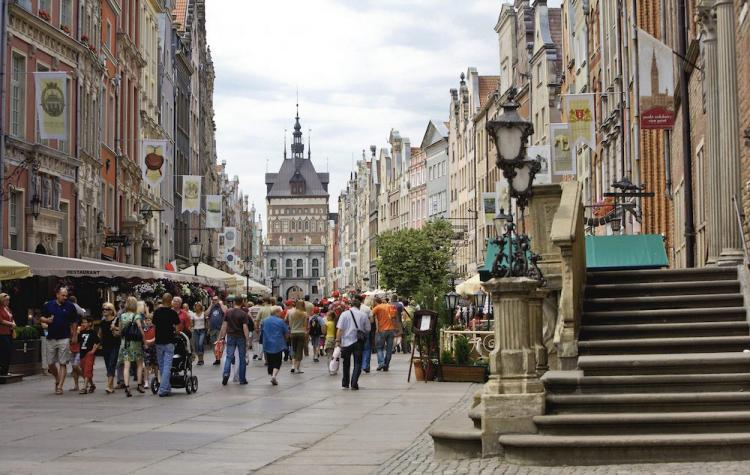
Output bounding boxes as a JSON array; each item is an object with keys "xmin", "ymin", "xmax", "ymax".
[{"xmin": 0, "ymin": 292, "xmax": 17, "ymax": 376}]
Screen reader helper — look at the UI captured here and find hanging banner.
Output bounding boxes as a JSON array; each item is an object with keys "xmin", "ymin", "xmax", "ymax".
[
  {"xmin": 34, "ymin": 72, "xmax": 68, "ymax": 140},
  {"xmin": 482, "ymin": 193, "xmax": 497, "ymax": 223},
  {"xmin": 550, "ymin": 124, "xmax": 575, "ymax": 176},
  {"xmin": 225, "ymin": 252, "xmax": 238, "ymax": 272},
  {"xmin": 224, "ymin": 226, "xmax": 237, "ymax": 252},
  {"xmin": 141, "ymin": 140, "xmax": 168, "ymax": 187},
  {"xmin": 562, "ymin": 94, "xmax": 595, "ymax": 149},
  {"xmin": 638, "ymin": 27, "xmax": 675, "ymax": 129},
  {"xmin": 217, "ymin": 233, "xmax": 226, "ymax": 261},
  {"xmin": 205, "ymin": 195, "xmax": 222, "ymax": 229},
  {"xmin": 181, "ymin": 176, "xmax": 201, "ymax": 213},
  {"xmin": 527, "ymin": 145, "xmax": 552, "ymax": 185}
]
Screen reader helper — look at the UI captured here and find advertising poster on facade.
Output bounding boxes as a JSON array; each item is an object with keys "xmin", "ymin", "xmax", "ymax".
[
  {"xmin": 638, "ymin": 27, "xmax": 675, "ymax": 129},
  {"xmin": 205, "ymin": 195, "xmax": 222, "ymax": 228},
  {"xmin": 141, "ymin": 140, "xmax": 168, "ymax": 187},
  {"xmin": 34, "ymin": 72, "xmax": 68, "ymax": 140},
  {"xmin": 527, "ymin": 145, "xmax": 552, "ymax": 185},
  {"xmin": 482, "ymin": 192, "xmax": 497, "ymax": 223},
  {"xmin": 562, "ymin": 93, "xmax": 596, "ymax": 148},
  {"xmin": 550, "ymin": 124, "xmax": 575, "ymax": 176},
  {"xmin": 181, "ymin": 176, "xmax": 201, "ymax": 213},
  {"xmin": 216, "ymin": 233, "xmax": 226, "ymax": 261}
]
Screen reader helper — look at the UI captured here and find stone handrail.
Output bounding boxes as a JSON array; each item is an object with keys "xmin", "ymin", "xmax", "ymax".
[
  {"xmin": 440, "ymin": 329, "xmax": 495, "ymax": 359},
  {"xmin": 549, "ymin": 180, "xmax": 586, "ymax": 370}
]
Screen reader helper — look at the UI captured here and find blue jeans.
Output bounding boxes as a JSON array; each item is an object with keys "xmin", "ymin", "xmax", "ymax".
[
  {"xmin": 361, "ymin": 335, "xmax": 372, "ymax": 371},
  {"xmin": 376, "ymin": 331, "xmax": 394, "ymax": 369},
  {"xmin": 156, "ymin": 343, "xmax": 174, "ymax": 395},
  {"xmin": 223, "ymin": 336, "xmax": 247, "ymax": 383},
  {"xmin": 193, "ymin": 329, "xmax": 206, "ymax": 356},
  {"xmin": 102, "ymin": 346, "xmax": 118, "ymax": 377}
]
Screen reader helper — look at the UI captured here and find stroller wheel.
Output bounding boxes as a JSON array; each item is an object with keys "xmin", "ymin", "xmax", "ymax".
[
  {"xmin": 150, "ymin": 377, "xmax": 159, "ymax": 395},
  {"xmin": 190, "ymin": 376, "xmax": 198, "ymax": 393},
  {"xmin": 185, "ymin": 377, "xmax": 192, "ymax": 394}
]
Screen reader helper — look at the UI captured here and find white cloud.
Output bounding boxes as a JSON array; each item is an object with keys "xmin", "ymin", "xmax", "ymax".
[{"xmin": 205, "ymin": 0, "xmax": 519, "ymax": 223}]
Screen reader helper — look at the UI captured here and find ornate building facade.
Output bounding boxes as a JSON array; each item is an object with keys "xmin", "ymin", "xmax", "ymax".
[{"xmin": 265, "ymin": 109, "xmax": 328, "ymax": 301}]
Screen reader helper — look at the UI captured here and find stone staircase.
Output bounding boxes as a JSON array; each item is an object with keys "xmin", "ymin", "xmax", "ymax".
[{"xmin": 499, "ymin": 266, "xmax": 750, "ymax": 465}]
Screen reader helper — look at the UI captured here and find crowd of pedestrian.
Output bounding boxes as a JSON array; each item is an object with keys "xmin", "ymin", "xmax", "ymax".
[{"xmin": 0, "ymin": 285, "xmax": 416, "ymax": 396}]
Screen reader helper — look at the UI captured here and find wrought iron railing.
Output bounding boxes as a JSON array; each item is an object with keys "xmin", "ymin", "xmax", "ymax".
[{"xmin": 440, "ymin": 329, "xmax": 495, "ymax": 358}]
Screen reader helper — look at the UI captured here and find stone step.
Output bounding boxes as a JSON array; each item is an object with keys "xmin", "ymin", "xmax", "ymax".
[
  {"xmin": 546, "ymin": 391, "xmax": 750, "ymax": 414},
  {"xmin": 428, "ymin": 413, "xmax": 482, "ymax": 460},
  {"xmin": 578, "ymin": 335, "xmax": 750, "ymax": 355},
  {"xmin": 582, "ymin": 306, "xmax": 747, "ymax": 325},
  {"xmin": 498, "ymin": 433, "xmax": 750, "ymax": 466},
  {"xmin": 533, "ymin": 411, "xmax": 750, "ymax": 435},
  {"xmin": 542, "ymin": 371, "xmax": 750, "ymax": 394},
  {"xmin": 586, "ymin": 267, "xmax": 738, "ymax": 285},
  {"xmin": 580, "ymin": 321, "xmax": 750, "ymax": 339},
  {"xmin": 585, "ymin": 280, "xmax": 741, "ymax": 298},
  {"xmin": 578, "ymin": 352, "xmax": 750, "ymax": 376},
  {"xmin": 584, "ymin": 293, "xmax": 745, "ymax": 311}
]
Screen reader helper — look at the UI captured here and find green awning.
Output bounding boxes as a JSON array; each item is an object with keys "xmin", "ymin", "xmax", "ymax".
[{"xmin": 585, "ymin": 234, "xmax": 668, "ymax": 270}]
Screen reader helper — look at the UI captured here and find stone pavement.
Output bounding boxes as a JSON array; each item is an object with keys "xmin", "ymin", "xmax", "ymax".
[{"xmin": 0, "ymin": 351, "xmax": 474, "ymax": 475}]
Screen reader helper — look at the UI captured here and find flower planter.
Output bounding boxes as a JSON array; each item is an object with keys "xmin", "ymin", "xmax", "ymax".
[
  {"xmin": 440, "ymin": 364, "xmax": 488, "ymax": 383},
  {"xmin": 10, "ymin": 339, "xmax": 43, "ymax": 376},
  {"xmin": 412, "ymin": 360, "xmax": 437, "ymax": 381}
]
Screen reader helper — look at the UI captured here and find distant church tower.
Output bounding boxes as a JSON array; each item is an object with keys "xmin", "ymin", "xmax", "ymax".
[{"xmin": 264, "ymin": 105, "xmax": 329, "ymax": 301}]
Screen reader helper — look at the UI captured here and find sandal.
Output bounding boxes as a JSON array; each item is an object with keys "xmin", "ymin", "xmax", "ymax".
[
  {"xmin": 124, "ymin": 386, "xmax": 132, "ymax": 397},
  {"xmin": 136, "ymin": 384, "xmax": 145, "ymax": 394},
  {"xmin": 88, "ymin": 385, "xmax": 96, "ymax": 394},
  {"xmin": 79, "ymin": 388, "xmax": 88, "ymax": 395},
  {"xmin": 55, "ymin": 387, "xmax": 63, "ymax": 395},
  {"xmin": 105, "ymin": 388, "xmax": 114, "ymax": 394}
]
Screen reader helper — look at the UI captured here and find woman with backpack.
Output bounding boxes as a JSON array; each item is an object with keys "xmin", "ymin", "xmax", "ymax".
[
  {"xmin": 115, "ymin": 296, "xmax": 145, "ymax": 397},
  {"xmin": 308, "ymin": 310, "xmax": 324, "ymax": 363}
]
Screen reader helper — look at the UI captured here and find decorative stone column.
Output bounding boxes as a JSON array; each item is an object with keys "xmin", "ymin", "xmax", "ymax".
[
  {"xmin": 715, "ymin": 0, "xmax": 745, "ymax": 264},
  {"xmin": 698, "ymin": 4, "xmax": 721, "ymax": 264},
  {"xmin": 529, "ymin": 288, "xmax": 549, "ymax": 376},
  {"xmin": 479, "ymin": 277, "xmax": 545, "ymax": 456}
]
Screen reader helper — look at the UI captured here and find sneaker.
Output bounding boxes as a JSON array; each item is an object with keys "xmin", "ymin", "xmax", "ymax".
[
  {"xmin": 383, "ymin": 367, "xmax": 389, "ymax": 372},
  {"xmin": 239, "ymin": 381, "xmax": 248, "ymax": 385},
  {"xmin": 271, "ymin": 378, "xmax": 278, "ymax": 386},
  {"xmin": 376, "ymin": 366, "xmax": 383, "ymax": 372},
  {"xmin": 351, "ymin": 384, "xmax": 359, "ymax": 390},
  {"xmin": 158, "ymin": 392, "xmax": 171, "ymax": 398},
  {"xmin": 222, "ymin": 375, "xmax": 229, "ymax": 386},
  {"xmin": 197, "ymin": 361, "xmax": 204, "ymax": 366},
  {"xmin": 363, "ymin": 369, "xmax": 370, "ymax": 373},
  {"xmin": 212, "ymin": 360, "xmax": 220, "ymax": 366},
  {"xmin": 291, "ymin": 368, "xmax": 295, "ymax": 373},
  {"xmin": 342, "ymin": 385, "xmax": 349, "ymax": 390},
  {"xmin": 313, "ymin": 358, "xmax": 319, "ymax": 363}
]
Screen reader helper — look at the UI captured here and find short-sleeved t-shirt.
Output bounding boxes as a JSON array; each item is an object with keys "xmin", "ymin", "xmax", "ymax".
[
  {"xmin": 208, "ymin": 304, "xmax": 225, "ymax": 330},
  {"xmin": 372, "ymin": 304, "xmax": 395, "ymax": 332},
  {"xmin": 336, "ymin": 308, "xmax": 371, "ymax": 347},
  {"xmin": 261, "ymin": 316, "xmax": 288, "ymax": 354},
  {"xmin": 224, "ymin": 308, "xmax": 249, "ymax": 338},
  {"xmin": 43, "ymin": 300, "xmax": 79, "ymax": 340},
  {"xmin": 177, "ymin": 310, "xmax": 191, "ymax": 332},
  {"xmin": 153, "ymin": 307, "xmax": 179, "ymax": 345},
  {"xmin": 325, "ymin": 319, "xmax": 335, "ymax": 339},
  {"xmin": 288, "ymin": 309, "xmax": 307, "ymax": 335},
  {"xmin": 78, "ymin": 329, "xmax": 99, "ymax": 357}
]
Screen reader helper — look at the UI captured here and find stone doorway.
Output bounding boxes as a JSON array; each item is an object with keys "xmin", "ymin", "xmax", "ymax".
[{"xmin": 286, "ymin": 285, "xmax": 304, "ymax": 300}]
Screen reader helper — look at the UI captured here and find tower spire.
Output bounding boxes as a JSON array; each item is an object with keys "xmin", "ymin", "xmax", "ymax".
[
  {"xmin": 308, "ymin": 129, "xmax": 311, "ymax": 159},
  {"xmin": 283, "ymin": 129, "xmax": 287, "ymax": 159}
]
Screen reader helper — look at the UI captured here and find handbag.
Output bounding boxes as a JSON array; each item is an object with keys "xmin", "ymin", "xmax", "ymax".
[
  {"xmin": 214, "ymin": 339, "xmax": 224, "ymax": 361},
  {"xmin": 350, "ymin": 311, "xmax": 366, "ymax": 345}
]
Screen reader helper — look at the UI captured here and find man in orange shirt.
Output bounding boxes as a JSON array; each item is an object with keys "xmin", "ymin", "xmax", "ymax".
[{"xmin": 372, "ymin": 297, "xmax": 396, "ymax": 371}]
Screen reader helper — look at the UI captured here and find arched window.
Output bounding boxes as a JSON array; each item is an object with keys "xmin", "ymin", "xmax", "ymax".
[
  {"xmin": 285, "ymin": 259, "xmax": 293, "ymax": 278},
  {"xmin": 312, "ymin": 258, "xmax": 319, "ymax": 277},
  {"xmin": 305, "ymin": 220, "xmax": 309, "ymax": 231},
  {"xmin": 296, "ymin": 259, "xmax": 304, "ymax": 278},
  {"xmin": 270, "ymin": 259, "xmax": 277, "ymax": 271}
]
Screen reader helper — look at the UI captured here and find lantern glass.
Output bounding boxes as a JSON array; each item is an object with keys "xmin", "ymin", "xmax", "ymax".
[
  {"xmin": 444, "ymin": 290, "xmax": 459, "ymax": 311},
  {"xmin": 475, "ymin": 290, "xmax": 487, "ymax": 308},
  {"xmin": 495, "ymin": 125, "xmax": 523, "ymax": 163},
  {"xmin": 189, "ymin": 238, "xmax": 202, "ymax": 264},
  {"xmin": 493, "ymin": 209, "xmax": 509, "ymax": 236},
  {"xmin": 511, "ymin": 161, "xmax": 534, "ymax": 195}
]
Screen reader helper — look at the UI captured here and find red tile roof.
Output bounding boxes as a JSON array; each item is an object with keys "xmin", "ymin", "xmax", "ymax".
[
  {"xmin": 478, "ymin": 76, "xmax": 500, "ymax": 108},
  {"xmin": 173, "ymin": 0, "xmax": 188, "ymax": 30}
]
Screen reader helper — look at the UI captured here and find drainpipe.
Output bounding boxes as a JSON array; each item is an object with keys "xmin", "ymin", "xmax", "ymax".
[
  {"xmin": 0, "ymin": 0, "xmax": 8, "ymax": 257},
  {"xmin": 677, "ymin": 0, "xmax": 695, "ymax": 267},
  {"xmin": 75, "ymin": 68, "xmax": 82, "ymax": 258},
  {"xmin": 631, "ymin": 0, "xmax": 642, "ymax": 229},
  {"xmin": 660, "ymin": 0, "xmax": 673, "ymax": 201}
]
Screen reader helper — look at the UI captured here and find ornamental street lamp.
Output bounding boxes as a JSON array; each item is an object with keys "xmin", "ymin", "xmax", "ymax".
[
  {"xmin": 244, "ymin": 256, "xmax": 252, "ymax": 299},
  {"xmin": 189, "ymin": 236, "xmax": 202, "ymax": 276},
  {"xmin": 485, "ymin": 88, "xmax": 544, "ymax": 284},
  {"xmin": 30, "ymin": 193, "xmax": 41, "ymax": 219},
  {"xmin": 269, "ymin": 267, "xmax": 278, "ymax": 297},
  {"xmin": 444, "ymin": 290, "xmax": 459, "ymax": 325},
  {"xmin": 475, "ymin": 289, "xmax": 487, "ymax": 310}
]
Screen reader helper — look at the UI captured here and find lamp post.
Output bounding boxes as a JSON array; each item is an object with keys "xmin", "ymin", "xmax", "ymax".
[
  {"xmin": 445, "ymin": 261, "xmax": 459, "ymax": 324},
  {"xmin": 269, "ymin": 268, "xmax": 278, "ymax": 297},
  {"xmin": 30, "ymin": 193, "xmax": 41, "ymax": 220},
  {"xmin": 243, "ymin": 256, "xmax": 251, "ymax": 299},
  {"xmin": 485, "ymin": 88, "xmax": 544, "ymax": 284},
  {"xmin": 189, "ymin": 236, "xmax": 202, "ymax": 276}
]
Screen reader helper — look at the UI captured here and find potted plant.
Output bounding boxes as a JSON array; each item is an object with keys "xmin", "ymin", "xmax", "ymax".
[
  {"xmin": 39, "ymin": 9, "xmax": 51, "ymax": 21},
  {"xmin": 440, "ymin": 335, "xmax": 488, "ymax": 383},
  {"xmin": 10, "ymin": 325, "xmax": 43, "ymax": 376},
  {"xmin": 80, "ymin": 34, "xmax": 89, "ymax": 43},
  {"xmin": 61, "ymin": 24, "xmax": 71, "ymax": 34}
]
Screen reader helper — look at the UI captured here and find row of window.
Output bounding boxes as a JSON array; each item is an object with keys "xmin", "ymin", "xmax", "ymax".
[
  {"xmin": 428, "ymin": 160, "xmax": 448, "ymax": 181},
  {"xmin": 271, "ymin": 219, "xmax": 326, "ymax": 233},
  {"xmin": 269, "ymin": 258, "xmax": 321, "ymax": 278},
  {"xmin": 271, "ymin": 207, "xmax": 326, "ymax": 215}
]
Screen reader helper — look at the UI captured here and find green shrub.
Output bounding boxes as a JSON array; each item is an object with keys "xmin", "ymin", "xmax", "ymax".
[
  {"xmin": 454, "ymin": 335, "xmax": 471, "ymax": 365},
  {"xmin": 440, "ymin": 349, "xmax": 455, "ymax": 365},
  {"xmin": 15, "ymin": 325, "xmax": 40, "ymax": 340}
]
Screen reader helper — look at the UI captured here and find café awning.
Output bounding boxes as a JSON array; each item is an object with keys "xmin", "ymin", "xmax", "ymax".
[
  {"xmin": 0, "ymin": 254, "xmax": 32, "ymax": 281},
  {"xmin": 456, "ymin": 274, "xmax": 482, "ymax": 297},
  {"xmin": 179, "ymin": 262, "xmax": 235, "ymax": 288},
  {"xmin": 232, "ymin": 273, "xmax": 271, "ymax": 295}
]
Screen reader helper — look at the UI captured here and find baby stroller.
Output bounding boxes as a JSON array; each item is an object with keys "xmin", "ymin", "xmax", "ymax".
[{"xmin": 150, "ymin": 332, "xmax": 198, "ymax": 395}]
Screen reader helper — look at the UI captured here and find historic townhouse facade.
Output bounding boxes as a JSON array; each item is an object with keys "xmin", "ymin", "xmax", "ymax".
[
  {"xmin": 423, "ymin": 120, "xmax": 449, "ymax": 222},
  {"xmin": 157, "ymin": 0, "xmax": 175, "ymax": 269}
]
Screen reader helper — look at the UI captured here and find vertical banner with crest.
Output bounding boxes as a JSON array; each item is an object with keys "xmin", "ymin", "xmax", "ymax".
[
  {"xmin": 638, "ymin": 27, "xmax": 675, "ymax": 129},
  {"xmin": 181, "ymin": 176, "xmax": 201, "ymax": 213},
  {"xmin": 34, "ymin": 72, "xmax": 68, "ymax": 140},
  {"xmin": 482, "ymin": 193, "xmax": 497, "ymax": 223},
  {"xmin": 141, "ymin": 140, "xmax": 168, "ymax": 187},
  {"xmin": 205, "ymin": 195, "xmax": 222, "ymax": 228},
  {"xmin": 550, "ymin": 123, "xmax": 575, "ymax": 176},
  {"xmin": 562, "ymin": 93, "xmax": 595, "ymax": 149},
  {"xmin": 224, "ymin": 227, "xmax": 237, "ymax": 252}
]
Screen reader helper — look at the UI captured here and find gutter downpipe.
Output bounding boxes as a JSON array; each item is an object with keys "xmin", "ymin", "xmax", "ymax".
[
  {"xmin": 0, "ymin": 0, "xmax": 8, "ymax": 257},
  {"xmin": 677, "ymin": 0, "xmax": 695, "ymax": 267}
]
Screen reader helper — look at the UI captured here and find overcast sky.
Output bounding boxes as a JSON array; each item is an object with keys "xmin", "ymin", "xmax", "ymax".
[{"xmin": 205, "ymin": 1, "xmax": 559, "ymax": 224}]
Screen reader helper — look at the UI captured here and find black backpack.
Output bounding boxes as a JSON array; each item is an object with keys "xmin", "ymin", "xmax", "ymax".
[
  {"xmin": 122, "ymin": 314, "xmax": 141, "ymax": 342},
  {"xmin": 309, "ymin": 317, "xmax": 322, "ymax": 337}
]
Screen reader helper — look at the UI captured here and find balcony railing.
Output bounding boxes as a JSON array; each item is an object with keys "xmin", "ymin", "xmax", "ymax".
[{"xmin": 440, "ymin": 329, "xmax": 495, "ymax": 358}]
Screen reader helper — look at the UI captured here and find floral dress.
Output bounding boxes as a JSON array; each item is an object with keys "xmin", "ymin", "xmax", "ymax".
[{"xmin": 117, "ymin": 312, "xmax": 143, "ymax": 363}]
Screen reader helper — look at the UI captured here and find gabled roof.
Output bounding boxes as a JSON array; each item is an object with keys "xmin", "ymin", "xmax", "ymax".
[
  {"xmin": 478, "ymin": 76, "xmax": 500, "ymax": 108},
  {"xmin": 265, "ymin": 158, "xmax": 329, "ymax": 198},
  {"xmin": 420, "ymin": 119, "xmax": 449, "ymax": 149},
  {"xmin": 173, "ymin": 0, "xmax": 188, "ymax": 30}
]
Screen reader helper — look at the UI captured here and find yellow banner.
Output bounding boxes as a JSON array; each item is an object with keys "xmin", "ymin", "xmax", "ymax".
[
  {"xmin": 35, "ymin": 72, "xmax": 68, "ymax": 140},
  {"xmin": 563, "ymin": 94, "xmax": 595, "ymax": 149}
]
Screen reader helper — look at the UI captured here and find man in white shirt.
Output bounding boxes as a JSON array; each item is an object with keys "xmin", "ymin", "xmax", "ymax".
[
  {"xmin": 359, "ymin": 295, "xmax": 374, "ymax": 373},
  {"xmin": 335, "ymin": 299, "xmax": 371, "ymax": 390}
]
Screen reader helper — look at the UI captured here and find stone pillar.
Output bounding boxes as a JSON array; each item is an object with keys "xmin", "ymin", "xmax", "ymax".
[
  {"xmin": 479, "ymin": 277, "xmax": 545, "ymax": 456},
  {"xmin": 698, "ymin": 5, "xmax": 721, "ymax": 264},
  {"xmin": 529, "ymin": 289, "xmax": 549, "ymax": 376},
  {"xmin": 715, "ymin": 0, "xmax": 745, "ymax": 264}
]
